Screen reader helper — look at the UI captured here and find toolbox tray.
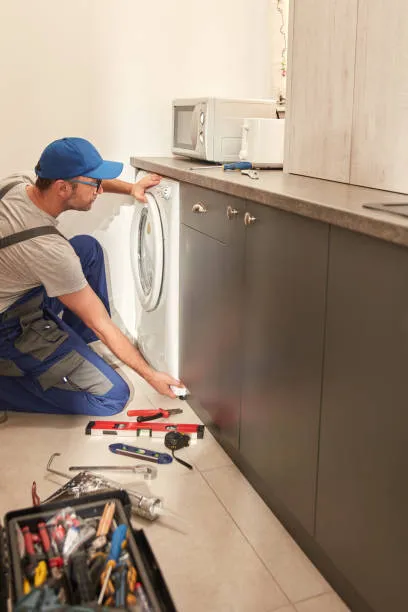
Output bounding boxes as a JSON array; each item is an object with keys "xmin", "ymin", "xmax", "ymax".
[{"xmin": 0, "ymin": 489, "xmax": 177, "ymax": 611}]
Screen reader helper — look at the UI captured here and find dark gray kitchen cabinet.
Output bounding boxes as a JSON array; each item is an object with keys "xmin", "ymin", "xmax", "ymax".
[
  {"xmin": 180, "ymin": 183, "xmax": 329, "ymax": 533},
  {"xmin": 239, "ymin": 202, "xmax": 329, "ymax": 534},
  {"xmin": 179, "ymin": 184, "xmax": 245, "ymax": 449},
  {"xmin": 316, "ymin": 227, "xmax": 408, "ymax": 612}
]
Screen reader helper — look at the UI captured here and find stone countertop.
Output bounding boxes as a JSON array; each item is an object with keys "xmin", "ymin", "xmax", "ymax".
[{"xmin": 130, "ymin": 156, "xmax": 408, "ymax": 248}]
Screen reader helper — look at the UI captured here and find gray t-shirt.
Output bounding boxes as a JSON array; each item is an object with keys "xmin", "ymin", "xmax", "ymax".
[{"xmin": 0, "ymin": 172, "xmax": 87, "ymax": 313}]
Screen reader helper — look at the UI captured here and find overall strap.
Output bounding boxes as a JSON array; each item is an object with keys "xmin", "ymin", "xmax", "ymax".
[
  {"xmin": 0, "ymin": 180, "xmax": 65, "ymax": 249},
  {"xmin": 0, "ymin": 226, "xmax": 63, "ymax": 250},
  {"xmin": 0, "ymin": 181, "xmax": 21, "ymax": 200}
]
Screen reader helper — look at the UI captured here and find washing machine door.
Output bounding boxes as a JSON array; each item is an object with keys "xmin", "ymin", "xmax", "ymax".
[{"xmin": 131, "ymin": 193, "xmax": 164, "ymax": 312}]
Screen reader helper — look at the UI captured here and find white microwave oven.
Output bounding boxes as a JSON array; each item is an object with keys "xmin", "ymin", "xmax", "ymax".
[{"xmin": 172, "ymin": 97, "xmax": 276, "ymax": 163}]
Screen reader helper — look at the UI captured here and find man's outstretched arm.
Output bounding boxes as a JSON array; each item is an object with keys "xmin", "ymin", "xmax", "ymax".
[{"xmin": 58, "ymin": 285, "xmax": 182, "ymax": 398}]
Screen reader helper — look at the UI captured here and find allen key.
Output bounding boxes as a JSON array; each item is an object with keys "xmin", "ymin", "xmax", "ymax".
[
  {"xmin": 47, "ymin": 452, "xmax": 70, "ymax": 479},
  {"xmin": 47, "ymin": 453, "xmax": 156, "ymax": 480}
]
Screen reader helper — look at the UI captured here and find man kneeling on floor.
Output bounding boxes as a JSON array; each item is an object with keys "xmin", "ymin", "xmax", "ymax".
[{"xmin": 0, "ymin": 137, "xmax": 183, "ymax": 416}]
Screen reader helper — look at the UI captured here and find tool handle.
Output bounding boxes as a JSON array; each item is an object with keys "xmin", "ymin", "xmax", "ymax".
[
  {"xmin": 136, "ymin": 412, "xmax": 163, "ymax": 423},
  {"xmin": 38, "ymin": 522, "xmax": 51, "ymax": 557},
  {"xmin": 127, "ymin": 410, "xmax": 159, "ymax": 417},
  {"xmin": 223, "ymin": 161, "xmax": 252, "ymax": 171},
  {"xmin": 97, "ymin": 501, "xmax": 115, "ymax": 538},
  {"xmin": 22, "ymin": 526, "xmax": 35, "ymax": 557},
  {"xmin": 108, "ymin": 524, "xmax": 127, "ymax": 563},
  {"xmin": 34, "ymin": 560, "xmax": 47, "ymax": 587}
]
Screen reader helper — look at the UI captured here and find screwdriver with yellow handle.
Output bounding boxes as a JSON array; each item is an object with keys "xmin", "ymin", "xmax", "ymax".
[
  {"xmin": 23, "ymin": 561, "xmax": 47, "ymax": 595},
  {"xmin": 189, "ymin": 161, "xmax": 254, "ymax": 171}
]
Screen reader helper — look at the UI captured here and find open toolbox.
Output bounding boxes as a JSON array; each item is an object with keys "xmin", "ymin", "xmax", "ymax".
[{"xmin": 0, "ymin": 489, "xmax": 177, "ymax": 611}]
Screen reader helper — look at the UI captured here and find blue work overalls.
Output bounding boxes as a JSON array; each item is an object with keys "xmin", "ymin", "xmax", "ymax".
[{"xmin": 0, "ymin": 234, "xmax": 130, "ymax": 416}]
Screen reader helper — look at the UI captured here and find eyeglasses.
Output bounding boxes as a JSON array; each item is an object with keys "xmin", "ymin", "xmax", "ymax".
[{"xmin": 66, "ymin": 178, "xmax": 103, "ymax": 190}]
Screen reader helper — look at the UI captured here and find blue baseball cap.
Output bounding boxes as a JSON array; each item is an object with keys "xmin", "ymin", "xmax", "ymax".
[{"xmin": 35, "ymin": 137, "xmax": 123, "ymax": 180}]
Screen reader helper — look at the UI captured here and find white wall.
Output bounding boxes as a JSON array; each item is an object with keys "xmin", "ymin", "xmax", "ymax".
[
  {"xmin": 0, "ymin": 0, "xmax": 275, "ymax": 175},
  {"xmin": 0, "ymin": 0, "xmax": 277, "ymax": 336}
]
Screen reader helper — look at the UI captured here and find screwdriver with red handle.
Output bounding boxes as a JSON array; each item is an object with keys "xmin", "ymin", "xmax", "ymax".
[
  {"xmin": 22, "ymin": 526, "xmax": 37, "ymax": 581},
  {"xmin": 127, "ymin": 408, "xmax": 183, "ymax": 422},
  {"xmin": 38, "ymin": 521, "xmax": 64, "ymax": 580}
]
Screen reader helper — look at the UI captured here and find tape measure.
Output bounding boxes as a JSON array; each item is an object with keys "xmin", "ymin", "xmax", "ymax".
[{"xmin": 164, "ymin": 432, "xmax": 193, "ymax": 470}]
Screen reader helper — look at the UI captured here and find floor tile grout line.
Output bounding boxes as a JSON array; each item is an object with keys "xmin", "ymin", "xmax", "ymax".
[
  {"xmin": 291, "ymin": 591, "xmax": 349, "ymax": 610},
  {"xmin": 199, "ymin": 468, "xmax": 293, "ymax": 607},
  {"xmin": 195, "ymin": 461, "xmax": 234, "ymax": 474}
]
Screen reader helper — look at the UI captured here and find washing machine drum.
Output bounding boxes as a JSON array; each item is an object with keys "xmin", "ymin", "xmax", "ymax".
[{"xmin": 131, "ymin": 192, "xmax": 164, "ymax": 312}]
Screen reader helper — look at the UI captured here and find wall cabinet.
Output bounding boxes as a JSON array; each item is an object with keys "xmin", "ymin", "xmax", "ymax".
[
  {"xmin": 315, "ymin": 227, "xmax": 408, "ymax": 612},
  {"xmin": 180, "ymin": 184, "xmax": 329, "ymax": 533},
  {"xmin": 285, "ymin": 0, "xmax": 358, "ymax": 183},
  {"xmin": 285, "ymin": 0, "xmax": 408, "ymax": 194},
  {"xmin": 350, "ymin": 0, "xmax": 408, "ymax": 192}
]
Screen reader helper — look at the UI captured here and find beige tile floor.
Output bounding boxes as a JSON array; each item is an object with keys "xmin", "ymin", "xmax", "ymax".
[{"xmin": 0, "ymin": 365, "xmax": 350, "ymax": 612}]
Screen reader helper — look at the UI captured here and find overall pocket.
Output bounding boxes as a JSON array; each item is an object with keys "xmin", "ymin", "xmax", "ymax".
[
  {"xmin": 37, "ymin": 350, "xmax": 113, "ymax": 396},
  {"xmin": 14, "ymin": 312, "xmax": 68, "ymax": 361}
]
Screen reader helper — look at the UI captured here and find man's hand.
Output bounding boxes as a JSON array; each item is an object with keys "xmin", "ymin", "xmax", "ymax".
[
  {"xmin": 131, "ymin": 173, "xmax": 161, "ymax": 203},
  {"xmin": 144, "ymin": 370, "xmax": 184, "ymax": 399}
]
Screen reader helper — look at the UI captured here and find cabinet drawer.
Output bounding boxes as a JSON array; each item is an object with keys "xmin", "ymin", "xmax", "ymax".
[{"xmin": 180, "ymin": 183, "xmax": 245, "ymax": 245}]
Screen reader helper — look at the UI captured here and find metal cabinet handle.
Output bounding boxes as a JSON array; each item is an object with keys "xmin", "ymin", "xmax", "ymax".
[
  {"xmin": 227, "ymin": 206, "xmax": 239, "ymax": 220},
  {"xmin": 192, "ymin": 202, "xmax": 207, "ymax": 214},
  {"xmin": 244, "ymin": 212, "xmax": 257, "ymax": 226}
]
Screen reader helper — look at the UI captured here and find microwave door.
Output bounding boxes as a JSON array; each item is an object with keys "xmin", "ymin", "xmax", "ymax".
[
  {"xmin": 190, "ymin": 105, "xmax": 199, "ymax": 149},
  {"xmin": 174, "ymin": 106, "xmax": 195, "ymax": 151}
]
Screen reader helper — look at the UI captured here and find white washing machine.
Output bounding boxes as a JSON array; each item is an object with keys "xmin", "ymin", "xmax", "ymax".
[{"xmin": 130, "ymin": 171, "xmax": 181, "ymax": 379}]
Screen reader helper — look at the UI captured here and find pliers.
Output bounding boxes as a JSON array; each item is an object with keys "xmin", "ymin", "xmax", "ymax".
[{"xmin": 127, "ymin": 408, "xmax": 183, "ymax": 422}]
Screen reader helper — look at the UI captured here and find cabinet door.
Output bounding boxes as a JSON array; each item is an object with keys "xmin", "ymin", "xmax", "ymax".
[
  {"xmin": 316, "ymin": 227, "xmax": 408, "ymax": 612},
  {"xmin": 350, "ymin": 0, "xmax": 408, "ymax": 193},
  {"xmin": 179, "ymin": 186, "xmax": 245, "ymax": 449},
  {"xmin": 240, "ymin": 203, "xmax": 329, "ymax": 533},
  {"xmin": 284, "ymin": 0, "xmax": 358, "ymax": 182}
]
